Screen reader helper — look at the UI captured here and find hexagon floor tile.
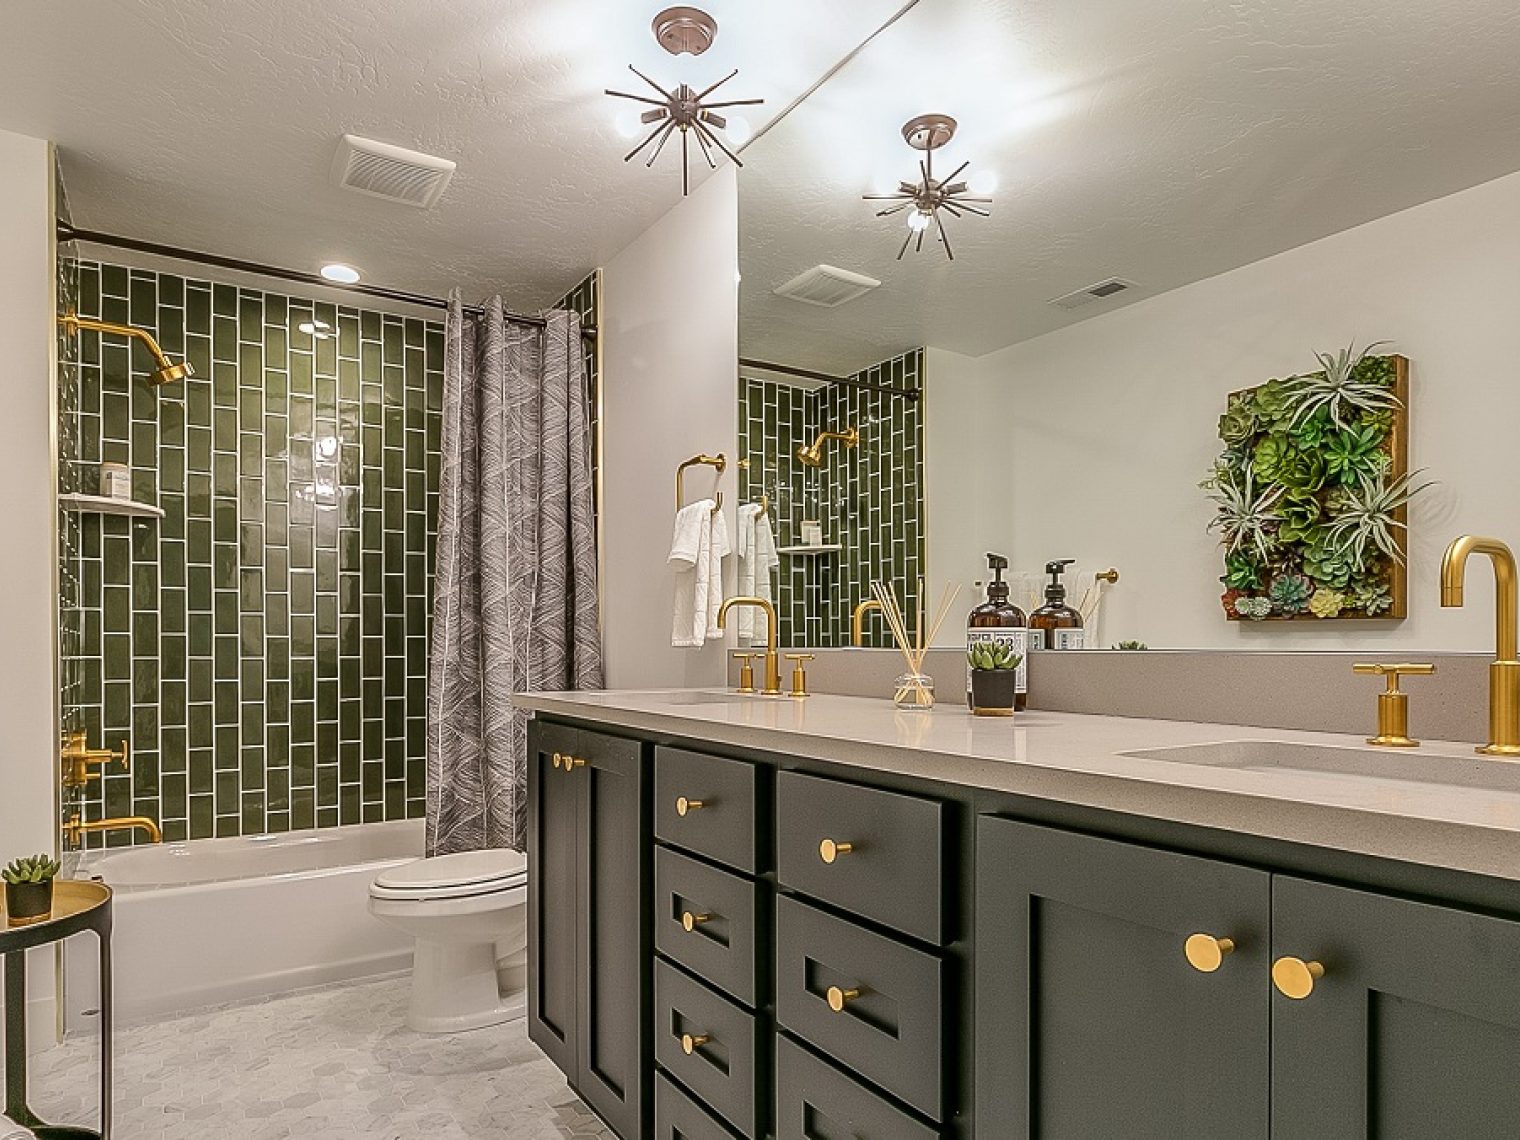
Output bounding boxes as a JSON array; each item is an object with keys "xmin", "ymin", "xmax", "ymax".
[{"xmin": 22, "ymin": 975, "xmax": 618, "ymax": 1139}]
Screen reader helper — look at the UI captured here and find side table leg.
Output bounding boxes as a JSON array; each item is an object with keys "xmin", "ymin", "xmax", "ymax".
[
  {"xmin": 98, "ymin": 932, "xmax": 112, "ymax": 1140},
  {"xmin": 3, "ymin": 950, "xmax": 37, "ymax": 1127}
]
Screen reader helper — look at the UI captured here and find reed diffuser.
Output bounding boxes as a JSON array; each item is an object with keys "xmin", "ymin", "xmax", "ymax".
[{"xmin": 870, "ymin": 579, "xmax": 961, "ymax": 710}]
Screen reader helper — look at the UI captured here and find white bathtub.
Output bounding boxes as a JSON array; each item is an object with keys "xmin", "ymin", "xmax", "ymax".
[{"xmin": 65, "ymin": 819, "xmax": 423, "ymax": 1028}]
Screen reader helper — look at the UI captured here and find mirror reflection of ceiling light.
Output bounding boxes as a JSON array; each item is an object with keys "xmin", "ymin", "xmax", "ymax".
[
  {"xmin": 605, "ymin": 6, "xmax": 764, "ymax": 196},
  {"xmin": 862, "ymin": 114, "xmax": 992, "ymax": 260},
  {"xmin": 314, "ymin": 435, "xmax": 340, "ymax": 460},
  {"xmin": 319, "ymin": 263, "xmax": 361, "ymax": 284},
  {"xmin": 297, "ymin": 319, "xmax": 334, "ymax": 339}
]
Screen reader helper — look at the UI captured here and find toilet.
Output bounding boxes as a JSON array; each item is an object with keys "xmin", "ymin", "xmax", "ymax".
[{"xmin": 368, "ymin": 849, "xmax": 529, "ymax": 1034}]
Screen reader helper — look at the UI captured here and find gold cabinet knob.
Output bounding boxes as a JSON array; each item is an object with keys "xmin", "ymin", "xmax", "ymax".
[
  {"xmin": 551, "ymin": 752, "xmax": 563, "ymax": 769},
  {"xmin": 675, "ymin": 796, "xmax": 704, "ymax": 817},
  {"xmin": 680, "ymin": 1032, "xmax": 710, "ymax": 1055},
  {"xmin": 1272, "ymin": 956, "xmax": 1325, "ymax": 999},
  {"xmin": 1184, "ymin": 933, "xmax": 1236, "ymax": 973},
  {"xmin": 819, "ymin": 838, "xmax": 854, "ymax": 864},
  {"xmin": 562, "ymin": 755, "xmax": 586, "ymax": 775},
  {"xmin": 680, "ymin": 911, "xmax": 711, "ymax": 932},
  {"xmin": 825, "ymin": 985, "xmax": 860, "ymax": 1012}
]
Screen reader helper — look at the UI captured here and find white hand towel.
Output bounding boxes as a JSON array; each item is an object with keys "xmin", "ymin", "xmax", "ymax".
[
  {"xmin": 753, "ymin": 508, "xmax": 780, "ymax": 613},
  {"xmin": 670, "ymin": 501, "xmax": 713, "ymax": 647},
  {"xmin": 0, "ymin": 1114, "xmax": 37, "ymax": 1140},
  {"xmin": 734, "ymin": 503, "xmax": 762, "ymax": 642},
  {"xmin": 705, "ymin": 508, "xmax": 732, "ymax": 642}
]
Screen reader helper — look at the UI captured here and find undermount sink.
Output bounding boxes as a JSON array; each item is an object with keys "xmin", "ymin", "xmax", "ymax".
[{"xmin": 1122, "ymin": 740, "xmax": 1520, "ymax": 795}]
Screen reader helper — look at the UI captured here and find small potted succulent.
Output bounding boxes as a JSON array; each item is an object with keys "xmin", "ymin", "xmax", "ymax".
[
  {"xmin": 4, "ymin": 853, "xmax": 61, "ymax": 927},
  {"xmin": 968, "ymin": 642, "xmax": 1022, "ymax": 717}
]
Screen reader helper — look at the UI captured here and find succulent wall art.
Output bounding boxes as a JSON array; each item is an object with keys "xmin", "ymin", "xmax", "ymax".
[{"xmin": 1202, "ymin": 343, "xmax": 1430, "ymax": 622}]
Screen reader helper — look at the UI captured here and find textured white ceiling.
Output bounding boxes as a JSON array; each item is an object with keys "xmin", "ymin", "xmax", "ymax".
[
  {"xmin": 739, "ymin": 0, "xmax": 1520, "ymax": 375},
  {"xmin": 0, "ymin": 0, "xmax": 907, "ymax": 307}
]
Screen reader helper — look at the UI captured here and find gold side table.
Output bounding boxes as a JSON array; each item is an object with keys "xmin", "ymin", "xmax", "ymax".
[{"xmin": 2, "ymin": 879, "xmax": 113, "ymax": 1139}]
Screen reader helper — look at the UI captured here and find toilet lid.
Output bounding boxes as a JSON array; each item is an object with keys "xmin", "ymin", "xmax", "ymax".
[{"xmin": 373, "ymin": 850, "xmax": 527, "ymax": 897}]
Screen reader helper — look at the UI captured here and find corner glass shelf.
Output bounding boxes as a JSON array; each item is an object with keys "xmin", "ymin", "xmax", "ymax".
[
  {"xmin": 59, "ymin": 492, "xmax": 165, "ymax": 520},
  {"xmin": 777, "ymin": 544, "xmax": 842, "ymax": 556}
]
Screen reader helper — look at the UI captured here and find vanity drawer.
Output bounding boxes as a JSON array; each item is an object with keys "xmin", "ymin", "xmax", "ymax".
[
  {"xmin": 656, "ymin": 845, "xmax": 761, "ymax": 1006},
  {"xmin": 656, "ymin": 747, "xmax": 760, "ymax": 873},
  {"xmin": 775, "ymin": 895, "xmax": 946, "ymax": 1121},
  {"xmin": 775, "ymin": 771, "xmax": 945, "ymax": 944},
  {"xmin": 655, "ymin": 958, "xmax": 765, "ymax": 1139},
  {"xmin": 656, "ymin": 1071, "xmax": 743, "ymax": 1140},
  {"xmin": 775, "ymin": 1035, "xmax": 939, "ymax": 1140}
]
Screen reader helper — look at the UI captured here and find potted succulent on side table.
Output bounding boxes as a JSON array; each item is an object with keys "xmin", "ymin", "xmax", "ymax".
[
  {"xmin": 969, "ymin": 642, "xmax": 1023, "ymax": 717},
  {"xmin": 4, "ymin": 853, "xmax": 61, "ymax": 927}
]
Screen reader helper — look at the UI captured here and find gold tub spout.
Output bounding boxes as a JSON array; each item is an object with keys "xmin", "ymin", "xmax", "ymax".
[
  {"xmin": 63, "ymin": 812, "xmax": 163, "ymax": 847},
  {"xmin": 717, "ymin": 596, "xmax": 782, "ymax": 695},
  {"xmin": 852, "ymin": 599, "xmax": 883, "ymax": 647},
  {"xmin": 1440, "ymin": 535, "xmax": 1520, "ymax": 755}
]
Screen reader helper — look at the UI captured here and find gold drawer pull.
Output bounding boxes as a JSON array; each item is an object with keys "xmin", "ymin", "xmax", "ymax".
[
  {"xmin": 1272, "ymin": 956, "xmax": 1325, "ymax": 1000},
  {"xmin": 563, "ymin": 756, "xmax": 586, "ymax": 775},
  {"xmin": 681, "ymin": 911, "xmax": 712, "ymax": 932},
  {"xmin": 825, "ymin": 985, "xmax": 861, "ymax": 1012},
  {"xmin": 818, "ymin": 838, "xmax": 854, "ymax": 864},
  {"xmin": 680, "ymin": 1032, "xmax": 711, "ymax": 1055},
  {"xmin": 675, "ymin": 796, "xmax": 705, "ymax": 817},
  {"xmin": 1184, "ymin": 933, "xmax": 1236, "ymax": 973}
]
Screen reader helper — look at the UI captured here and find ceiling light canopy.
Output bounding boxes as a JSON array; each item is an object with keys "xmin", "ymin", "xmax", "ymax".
[
  {"xmin": 319, "ymin": 263, "xmax": 361, "ymax": 284},
  {"xmin": 863, "ymin": 114, "xmax": 992, "ymax": 260},
  {"xmin": 606, "ymin": 7, "xmax": 764, "ymax": 196}
]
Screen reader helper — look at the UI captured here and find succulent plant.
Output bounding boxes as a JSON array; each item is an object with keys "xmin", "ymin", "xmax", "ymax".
[
  {"xmin": 1234, "ymin": 596, "xmax": 1273, "ymax": 621},
  {"xmin": 1205, "ymin": 467, "xmax": 1285, "ymax": 562},
  {"xmin": 1217, "ymin": 399, "xmax": 1258, "ymax": 445},
  {"xmin": 1290, "ymin": 407, "xmax": 1334, "ymax": 450},
  {"xmin": 1322, "ymin": 422, "xmax": 1390, "ymax": 486},
  {"xmin": 1251, "ymin": 378, "xmax": 1297, "ymax": 425},
  {"xmin": 1309, "ymin": 588, "xmax": 1346, "ymax": 619},
  {"xmin": 1349, "ymin": 580, "xmax": 1395, "ymax": 617},
  {"xmin": 1251, "ymin": 434, "xmax": 1328, "ymax": 494},
  {"xmin": 3, "ymin": 854, "xmax": 60, "ymax": 885},
  {"xmin": 1281, "ymin": 342, "xmax": 1401, "ymax": 429},
  {"xmin": 1268, "ymin": 573, "xmax": 1315, "ymax": 616},
  {"xmin": 1303, "ymin": 536, "xmax": 1357, "ymax": 589},
  {"xmin": 1322, "ymin": 467, "xmax": 1433, "ymax": 567},
  {"xmin": 1112, "ymin": 640, "xmax": 1149, "ymax": 650},
  {"xmin": 1220, "ymin": 588, "xmax": 1245, "ymax": 617},
  {"xmin": 1277, "ymin": 494, "xmax": 1324, "ymax": 546},
  {"xmin": 1222, "ymin": 552, "xmax": 1264, "ymax": 591},
  {"xmin": 968, "ymin": 642, "xmax": 1022, "ymax": 671}
]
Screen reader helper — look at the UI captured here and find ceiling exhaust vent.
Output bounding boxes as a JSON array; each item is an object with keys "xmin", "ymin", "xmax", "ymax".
[
  {"xmin": 331, "ymin": 135, "xmax": 456, "ymax": 209},
  {"xmin": 773, "ymin": 265, "xmax": 881, "ymax": 308},
  {"xmin": 1048, "ymin": 277, "xmax": 1138, "ymax": 311}
]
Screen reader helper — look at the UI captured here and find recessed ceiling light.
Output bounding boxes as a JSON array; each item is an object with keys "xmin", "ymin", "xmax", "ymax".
[{"xmin": 320, "ymin": 263, "xmax": 361, "ymax": 284}]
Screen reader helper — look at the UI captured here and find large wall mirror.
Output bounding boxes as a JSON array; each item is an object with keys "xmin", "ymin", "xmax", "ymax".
[{"xmin": 736, "ymin": 0, "xmax": 1520, "ymax": 653}]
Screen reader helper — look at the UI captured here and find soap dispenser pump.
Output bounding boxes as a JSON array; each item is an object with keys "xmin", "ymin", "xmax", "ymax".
[
  {"xmin": 966, "ymin": 552, "xmax": 1029, "ymax": 711},
  {"xmin": 1030, "ymin": 559, "xmax": 1085, "ymax": 650}
]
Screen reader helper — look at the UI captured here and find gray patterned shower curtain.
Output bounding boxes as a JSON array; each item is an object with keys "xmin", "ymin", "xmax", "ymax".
[{"xmin": 426, "ymin": 296, "xmax": 602, "ymax": 855}]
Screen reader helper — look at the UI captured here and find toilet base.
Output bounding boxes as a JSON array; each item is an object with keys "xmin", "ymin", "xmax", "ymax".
[{"xmin": 407, "ymin": 938, "xmax": 526, "ymax": 1034}]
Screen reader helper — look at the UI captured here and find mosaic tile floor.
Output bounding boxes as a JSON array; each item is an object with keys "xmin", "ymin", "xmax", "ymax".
[{"xmin": 24, "ymin": 975, "xmax": 617, "ymax": 1139}]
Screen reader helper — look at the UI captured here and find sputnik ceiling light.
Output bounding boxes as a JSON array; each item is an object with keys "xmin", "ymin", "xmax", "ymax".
[
  {"xmin": 863, "ymin": 114, "xmax": 991, "ymax": 260},
  {"xmin": 606, "ymin": 6, "xmax": 763, "ymax": 196}
]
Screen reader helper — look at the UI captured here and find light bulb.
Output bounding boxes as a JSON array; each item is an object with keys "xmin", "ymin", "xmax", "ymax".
[
  {"xmin": 724, "ymin": 114, "xmax": 752, "ymax": 147},
  {"xmin": 968, "ymin": 169, "xmax": 999, "ymax": 196},
  {"xmin": 906, "ymin": 209, "xmax": 933, "ymax": 233}
]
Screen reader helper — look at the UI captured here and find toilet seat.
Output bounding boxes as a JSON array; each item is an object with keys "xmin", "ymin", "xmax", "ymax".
[{"xmin": 370, "ymin": 850, "xmax": 527, "ymax": 902}]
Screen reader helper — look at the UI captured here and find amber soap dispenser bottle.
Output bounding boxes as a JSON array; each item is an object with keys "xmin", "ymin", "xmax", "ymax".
[
  {"xmin": 1030, "ymin": 559, "xmax": 1085, "ymax": 650},
  {"xmin": 966, "ymin": 552, "xmax": 1029, "ymax": 711}
]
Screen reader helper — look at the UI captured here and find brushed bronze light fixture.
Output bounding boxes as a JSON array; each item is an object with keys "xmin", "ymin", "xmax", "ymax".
[
  {"xmin": 864, "ymin": 114, "xmax": 992, "ymax": 260},
  {"xmin": 606, "ymin": 7, "xmax": 763, "ymax": 196}
]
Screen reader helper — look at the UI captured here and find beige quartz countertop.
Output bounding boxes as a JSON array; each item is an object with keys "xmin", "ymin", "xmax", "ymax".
[{"xmin": 515, "ymin": 688, "xmax": 1520, "ymax": 884}]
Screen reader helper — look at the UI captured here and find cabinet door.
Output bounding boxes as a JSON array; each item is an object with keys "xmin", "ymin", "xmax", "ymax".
[
  {"xmin": 1272, "ymin": 876, "xmax": 1520, "ymax": 1139},
  {"xmin": 576, "ymin": 731, "xmax": 648, "ymax": 1140},
  {"xmin": 528, "ymin": 721, "xmax": 580, "ymax": 1078},
  {"xmin": 976, "ymin": 817, "xmax": 1270, "ymax": 1139}
]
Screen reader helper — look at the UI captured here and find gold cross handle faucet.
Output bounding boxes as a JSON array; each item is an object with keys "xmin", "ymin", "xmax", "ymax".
[{"xmin": 1352, "ymin": 663, "xmax": 1436, "ymax": 748}]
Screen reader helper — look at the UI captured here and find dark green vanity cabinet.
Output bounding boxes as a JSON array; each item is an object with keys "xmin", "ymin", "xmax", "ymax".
[{"xmin": 527, "ymin": 722, "xmax": 648, "ymax": 1140}]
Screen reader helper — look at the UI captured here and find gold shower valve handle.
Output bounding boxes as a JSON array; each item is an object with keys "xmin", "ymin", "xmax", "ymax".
[
  {"xmin": 1272, "ymin": 956, "xmax": 1325, "ymax": 1000},
  {"xmin": 680, "ymin": 1032, "xmax": 711, "ymax": 1055},
  {"xmin": 1353, "ymin": 662, "xmax": 1436, "ymax": 747},
  {"xmin": 675, "ymin": 796, "xmax": 705, "ymax": 817},
  {"xmin": 819, "ymin": 838, "xmax": 854, "ymax": 864},
  {"xmin": 1184, "ymin": 933, "xmax": 1236, "ymax": 973},
  {"xmin": 825, "ymin": 985, "xmax": 861, "ymax": 1012}
]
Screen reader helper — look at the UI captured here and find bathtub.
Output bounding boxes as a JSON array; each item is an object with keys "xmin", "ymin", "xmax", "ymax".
[{"xmin": 64, "ymin": 818, "xmax": 423, "ymax": 1028}]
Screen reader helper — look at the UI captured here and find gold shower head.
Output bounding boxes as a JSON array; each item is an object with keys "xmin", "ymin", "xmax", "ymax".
[
  {"xmin": 58, "ymin": 312, "xmax": 195, "ymax": 386},
  {"xmin": 795, "ymin": 426, "xmax": 859, "ymax": 467}
]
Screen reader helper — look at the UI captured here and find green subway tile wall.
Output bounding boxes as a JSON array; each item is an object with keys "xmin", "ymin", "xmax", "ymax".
[{"xmin": 737, "ymin": 349, "xmax": 924, "ymax": 648}]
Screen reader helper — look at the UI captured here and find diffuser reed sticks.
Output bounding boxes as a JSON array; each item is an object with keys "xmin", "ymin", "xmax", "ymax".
[{"xmin": 871, "ymin": 578, "xmax": 961, "ymax": 709}]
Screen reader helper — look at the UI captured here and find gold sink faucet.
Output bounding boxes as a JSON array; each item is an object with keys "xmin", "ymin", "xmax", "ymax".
[
  {"xmin": 717, "ymin": 596, "xmax": 782, "ymax": 694},
  {"xmin": 1440, "ymin": 535, "xmax": 1520, "ymax": 756},
  {"xmin": 63, "ymin": 812, "xmax": 162, "ymax": 847},
  {"xmin": 851, "ymin": 599, "xmax": 883, "ymax": 646}
]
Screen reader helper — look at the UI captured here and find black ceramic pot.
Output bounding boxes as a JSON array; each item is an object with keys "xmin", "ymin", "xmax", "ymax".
[
  {"xmin": 971, "ymin": 669, "xmax": 1018, "ymax": 716},
  {"xmin": 5, "ymin": 879, "xmax": 53, "ymax": 926}
]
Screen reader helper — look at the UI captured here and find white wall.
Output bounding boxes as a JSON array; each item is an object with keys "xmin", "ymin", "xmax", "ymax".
[
  {"xmin": 601, "ymin": 169, "xmax": 739, "ymax": 686},
  {"xmin": 951, "ymin": 169, "xmax": 1520, "ymax": 651},
  {"xmin": 0, "ymin": 128, "xmax": 61, "ymax": 1043}
]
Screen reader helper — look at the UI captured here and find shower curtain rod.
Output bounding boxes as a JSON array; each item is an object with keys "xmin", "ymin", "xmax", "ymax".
[
  {"xmin": 56, "ymin": 224, "xmax": 597, "ymax": 339},
  {"xmin": 738, "ymin": 356, "xmax": 921, "ymax": 401}
]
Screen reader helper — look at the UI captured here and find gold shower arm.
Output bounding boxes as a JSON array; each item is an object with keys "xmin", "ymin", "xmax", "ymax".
[{"xmin": 58, "ymin": 312, "xmax": 194, "ymax": 385}]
